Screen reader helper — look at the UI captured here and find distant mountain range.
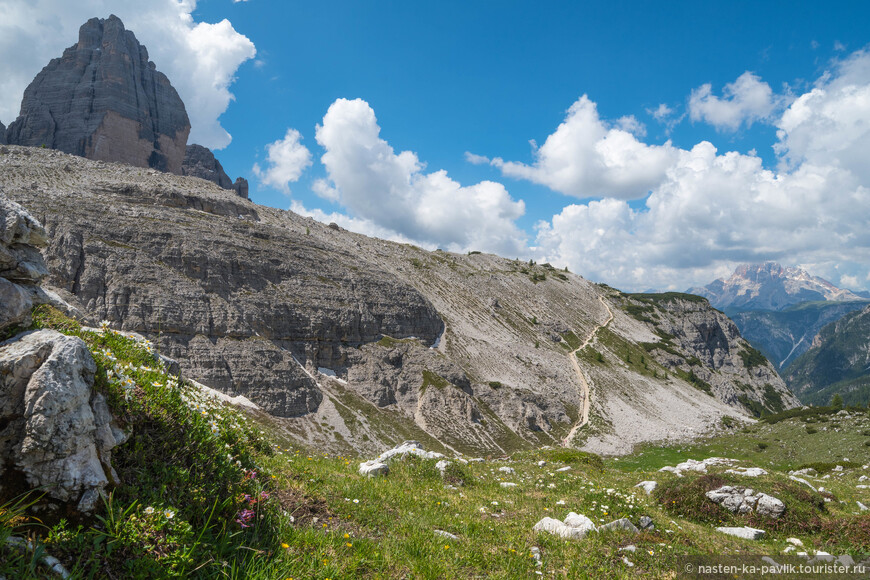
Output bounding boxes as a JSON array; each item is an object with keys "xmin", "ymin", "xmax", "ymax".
[
  {"xmin": 689, "ymin": 263, "xmax": 869, "ymax": 375},
  {"xmin": 688, "ymin": 262, "xmax": 867, "ymax": 312}
]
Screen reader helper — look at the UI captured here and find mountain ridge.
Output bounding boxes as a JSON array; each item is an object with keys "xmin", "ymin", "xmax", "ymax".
[
  {"xmin": 688, "ymin": 262, "xmax": 866, "ymax": 312},
  {"xmin": 1, "ymin": 144, "xmax": 798, "ymax": 456}
]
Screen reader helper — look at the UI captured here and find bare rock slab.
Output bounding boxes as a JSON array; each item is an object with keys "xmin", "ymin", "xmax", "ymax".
[{"xmin": 716, "ymin": 526, "xmax": 766, "ymax": 540}]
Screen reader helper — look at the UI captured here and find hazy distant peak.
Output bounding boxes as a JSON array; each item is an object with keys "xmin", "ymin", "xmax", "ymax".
[{"xmin": 689, "ymin": 262, "xmax": 867, "ymax": 311}]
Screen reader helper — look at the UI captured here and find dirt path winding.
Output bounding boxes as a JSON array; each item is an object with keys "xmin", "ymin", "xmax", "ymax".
[{"xmin": 563, "ymin": 295, "xmax": 614, "ymax": 447}]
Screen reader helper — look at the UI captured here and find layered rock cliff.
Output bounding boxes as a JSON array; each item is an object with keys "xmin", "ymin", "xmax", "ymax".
[
  {"xmin": 1, "ymin": 146, "xmax": 798, "ymax": 456},
  {"xmin": 182, "ymin": 144, "xmax": 249, "ymax": 199},
  {"xmin": 6, "ymin": 15, "xmax": 190, "ymax": 174}
]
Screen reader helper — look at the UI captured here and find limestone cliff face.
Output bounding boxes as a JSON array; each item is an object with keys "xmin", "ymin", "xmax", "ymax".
[
  {"xmin": 617, "ymin": 293, "xmax": 799, "ymax": 415},
  {"xmin": 6, "ymin": 16, "xmax": 190, "ymax": 174},
  {"xmin": 2, "ymin": 147, "xmax": 797, "ymax": 456},
  {"xmin": 182, "ymin": 144, "xmax": 249, "ymax": 199},
  {"xmin": 0, "ymin": 122, "xmax": 6, "ymax": 145}
]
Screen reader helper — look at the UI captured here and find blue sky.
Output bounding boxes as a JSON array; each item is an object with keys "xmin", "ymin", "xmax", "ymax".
[{"xmin": 3, "ymin": 1, "xmax": 870, "ymax": 291}]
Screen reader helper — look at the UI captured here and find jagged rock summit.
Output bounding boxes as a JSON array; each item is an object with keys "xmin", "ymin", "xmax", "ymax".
[
  {"xmin": 689, "ymin": 262, "xmax": 867, "ymax": 312},
  {"xmin": 6, "ymin": 15, "xmax": 190, "ymax": 174},
  {"xmin": 182, "ymin": 144, "xmax": 249, "ymax": 199}
]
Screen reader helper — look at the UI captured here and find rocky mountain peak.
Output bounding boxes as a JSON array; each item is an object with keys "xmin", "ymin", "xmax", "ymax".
[
  {"xmin": 689, "ymin": 262, "xmax": 866, "ymax": 311},
  {"xmin": 6, "ymin": 15, "xmax": 190, "ymax": 174},
  {"xmin": 182, "ymin": 144, "xmax": 249, "ymax": 199}
]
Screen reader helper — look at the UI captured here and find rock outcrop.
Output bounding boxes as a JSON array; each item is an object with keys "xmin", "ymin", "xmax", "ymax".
[
  {"xmin": 0, "ymin": 196, "xmax": 49, "ymax": 330},
  {"xmin": 0, "ymin": 121, "xmax": 6, "ymax": 145},
  {"xmin": 6, "ymin": 15, "xmax": 190, "ymax": 174},
  {"xmin": 182, "ymin": 144, "xmax": 249, "ymax": 199},
  {"xmin": 619, "ymin": 293, "xmax": 799, "ymax": 416},
  {"xmin": 0, "ymin": 196, "xmax": 126, "ymax": 512},
  {"xmin": 0, "ymin": 330, "xmax": 127, "ymax": 512}
]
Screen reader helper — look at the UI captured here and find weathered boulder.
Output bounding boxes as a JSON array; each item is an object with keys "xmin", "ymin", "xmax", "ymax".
[
  {"xmin": 706, "ymin": 485, "xmax": 785, "ymax": 518},
  {"xmin": 533, "ymin": 517, "xmax": 587, "ymax": 539},
  {"xmin": 725, "ymin": 467, "xmax": 768, "ymax": 477},
  {"xmin": 6, "ymin": 15, "xmax": 190, "ymax": 174},
  {"xmin": 534, "ymin": 512, "xmax": 597, "ymax": 539},
  {"xmin": 182, "ymin": 144, "xmax": 248, "ymax": 198},
  {"xmin": 358, "ymin": 460, "xmax": 389, "ymax": 477},
  {"xmin": 0, "ymin": 330, "xmax": 127, "ymax": 511}
]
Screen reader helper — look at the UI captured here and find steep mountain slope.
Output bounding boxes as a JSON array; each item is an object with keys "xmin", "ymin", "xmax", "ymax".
[
  {"xmin": 689, "ymin": 262, "xmax": 866, "ymax": 311},
  {"xmin": 730, "ymin": 301, "xmax": 869, "ymax": 369},
  {"xmin": 1, "ymin": 145, "xmax": 797, "ymax": 455},
  {"xmin": 783, "ymin": 304, "xmax": 870, "ymax": 406}
]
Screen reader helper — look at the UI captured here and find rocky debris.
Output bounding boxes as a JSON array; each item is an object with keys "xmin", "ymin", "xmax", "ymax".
[
  {"xmin": 534, "ymin": 512, "xmax": 645, "ymax": 540},
  {"xmin": 530, "ymin": 546, "xmax": 542, "ymax": 567},
  {"xmin": 6, "ymin": 16, "xmax": 190, "ymax": 174},
  {"xmin": 434, "ymin": 529, "xmax": 458, "ymax": 540},
  {"xmin": 659, "ymin": 457, "xmax": 737, "ymax": 477},
  {"xmin": 635, "ymin": 481, "xmax": 657, "ymax": 495},
  {"xmin": 725, "ymin": 467, "xmax": 768, "ymax": 477},
  {"xmin": 182, "ymin": 144, "xmax": 248, "ymax": 199},
  {"xmin": 599, "ymin": 518, "xmax": 639, "ymax": 533},
  {"xmin": 359, "ymin": 441, "xmax": 445, "ymax": 477},
  {"xmin": 706, "ymin": 486, "xmax": 786, "ymax": 518},
  {"xmin": 715, "ymin": 526, "xmax": 765, "ymax": 540},
  {"xmin": 0, "ymin": 329, "xmax": 128, "ymax": 512},
  {"xmin": 377, "ymin": 441, "xmax": 445, "ymax": 462},
  {"xmin": 858, "ymin": 501, "xmax": 868, "ymax": 511}
]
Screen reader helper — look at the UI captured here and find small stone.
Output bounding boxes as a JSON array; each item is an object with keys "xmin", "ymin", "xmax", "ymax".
[
  {"xmin": 359, "ymin": 461, "xmax": 389, "ymax": 477},
  {"xmin": 786, "ymin": 538, "xmax": 804, "ymax": 547},
  {"xmin": 639, "ymin": 516, "xmax": 654, "ymax": 530},
  {"xmin": 716, "ymin": 526, "xmax": 765, "ymax": 540},
  {"xmin": 635, "ymin": 481, "xmax": 657, "ymax": 495},
  {"xmin": 500, "ymin": 482, "xmax": 518, "ymax": 488},
  {"xmin": 599, "ymin": 518, "xmax": 639, "ymax": 534},
  {"xmin": 434, "ymin": 529, "xmax": 458, "ymax": 540},
  {"xmin": 555, "ymin": 466, "xmax": 571, "ymax": 472},
  {"xmin": 498, "ymin": 466, "xmax": 515, "ymax": 474},
  {"xmin": 533, "ymin": 517, "xmax": 588, "ymax": 539}
]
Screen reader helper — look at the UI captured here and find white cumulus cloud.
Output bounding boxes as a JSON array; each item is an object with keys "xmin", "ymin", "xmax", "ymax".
[
  {"xmin": 0, "ymin": 0, "xmax": 255, "ymax": 149},
  {"xmin": 482, "ymin": 96, "xmax": 678, "ymax": 200},
  {"xmin": 688, "ymin": 72, "xmax": 780, "ymax": 131},
  {"xmin": 252, "ymin": 129, "xmax": 312, "ymax": 194},
  {"xmin": 530, "ymin": 52, "xmax": 870, "ymax": 291},
  {"xmin": 313, "ymin": 98, "xmax": 528, "ymax": 256}
]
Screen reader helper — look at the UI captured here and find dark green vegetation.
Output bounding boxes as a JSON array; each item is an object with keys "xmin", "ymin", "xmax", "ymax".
[
  {"xmin": 784, "ymin": 304, "xmax": 870, "ymax": 407},
  {"xmin": 729, "ymin": 300, "xmax": 868, "ymax": 370},
  {"xmin": 1, "ymin": 306, "xmax": 279, "ymax": 577}
]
